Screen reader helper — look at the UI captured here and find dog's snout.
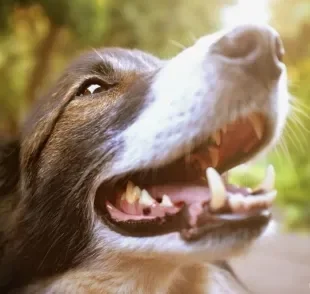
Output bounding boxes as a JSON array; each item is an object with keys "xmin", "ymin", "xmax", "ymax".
[{"xmin": 213, "ymin": 25, "xmax": 285, "ymax": 83}]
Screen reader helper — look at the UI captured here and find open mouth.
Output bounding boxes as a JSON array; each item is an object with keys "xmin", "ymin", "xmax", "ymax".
[{"xmin": 96, "ymin": 112, "xmax": 276, "ymax": 239}]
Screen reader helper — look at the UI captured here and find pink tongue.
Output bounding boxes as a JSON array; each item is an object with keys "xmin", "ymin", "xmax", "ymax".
[
  {"xmin": 146, "ymin": 184, "xmax": 210, "ymax": 204},
  {"xmin": 107, "ymin": 185, "xmax": 211, "ymax": 222},
  {"xmin": 147, "ymin": 185, "xmax": 211, "ymax": 226}
]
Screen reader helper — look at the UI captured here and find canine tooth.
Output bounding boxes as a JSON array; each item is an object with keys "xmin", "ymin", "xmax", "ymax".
[
  {"xmin": 222, "ymin": 124, "xmax": 227, "ymax": 134},
  {"xmin": 249, "ymin": 113, "xmax": 263, "ymax": 140},
  {"xmin": 139, "ymin": 189, "xmax": 156, "ymax": 206},
  {"xmin": 208, "ymin": 147, "xmax": 219, "ymax": 167},
  {"xmin": 206, "ymin": 168, "xmax": 227, "ymax": 210},
  {"xmin": 125, "ymin": 181, "xmax": 141, "ymax": 204},
  {"xmin": 256, "ymin": 165, "xmax": 275, "ymax": 192},
  {"xmin": 160, "ymin": 195, "xmax": 174, "ymax": 207},
  {"xmin": 212, "ymin": 131, "xmax": 221, "ymax": 146}
]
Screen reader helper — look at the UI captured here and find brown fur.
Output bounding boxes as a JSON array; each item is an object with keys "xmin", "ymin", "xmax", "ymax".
[{"xmin": 0, "ymin": 25, "xmax": 287, "ymax": 293}]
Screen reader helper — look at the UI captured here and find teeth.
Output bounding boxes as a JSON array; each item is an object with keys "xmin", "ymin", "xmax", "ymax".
[
  {"xmin": 228, "ymin": 191, "xmax": 277, "ymax": 213},
  {"xmin": 243, "ymin": 191, "xmax": 277, "ymax": 210},
  {"xmin": 139, "ymin": 189, "xmax": 156, "ymax": 206},
  {"xmin": 228, "ymin": 194, "xmax": 245, "ymax": 211},
  {"xmin": 256, "ymin": 165, "xmax": 275, "ymax": 192},
  {"xmin": 160, "ymin": 195, "xmax": 174, "ymax": 207},
  {"xmin": 243, "ymin": 139, "xmax": 258, "ymax": 153},
  {"xmin": 208, "ymin": 147, "xmax": 219, "ymax": 167},
  {"xmin": 222, "ymin": 172, "xmax": 229, "ymax": 183},
  {"xmin": 206, "ymin": 167, "xmax": 227, "ymax": 210},
  {"xmin": 262, "ymin": 190, "xmax": 277, "ymax": 203},
  {"xmin": 124, "ymin": 181, "xmax": 141, "ymax": 203},
  {"xmin": 212, "ymin": 131, "xmax": 221, "ymax": 146},
  {"xmin": 188, "ymin": 155, "xmax": 203, "ymax": 171},
  {"xmin": 249, "ymin": 113, "xmax": 264, "ymax": 140},
  {"xmin": 132, "ymin": 186, "xmax": 142, "ymax": 200},
  {"xmin": 222, "ymin": 124, "xmax": 227, "ymax": 134}
]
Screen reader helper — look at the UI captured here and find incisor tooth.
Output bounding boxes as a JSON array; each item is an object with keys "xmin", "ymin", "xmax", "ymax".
[
  {"xmin": 256, "ymin": 165, "xmax": 275, "ymax": 192},
  {"xmin": 244, "ymin": 190, "xmax": 277, "ymax": 209},
  {"xmin": 228, "ymin": 194, "xmax": 245, "ymax": 212},
  {"xmin": 258, "ymin": 190, "xmax": 277, "ymax": 203},
  {"xmin": 212, "ymin": 131, "xmax": 221, "ymax": 146},
  {"xmin": 125, "ymin": 181, "xmax": 141, "ymax": 203},
  {"xmin": 229, "ymin": 191, "xmax": 277, "ymax": 212},
  {"xmin": 206, "ymin": 167, "xmax": 227, "ymax": 210},
  {"xmin": 139, "ymin": 189, "xmax": 156, "ymax": 206},
  {"xmin": 160, "ymin": 195, "xmax": 174, "ymax": 207},
  {"xmin": 208, "ymin": 147, "xmax": 219, "ymax": 167},
  {"xmin": 249, "ymin": 113, "xmax": 264, "ymax": 140}
]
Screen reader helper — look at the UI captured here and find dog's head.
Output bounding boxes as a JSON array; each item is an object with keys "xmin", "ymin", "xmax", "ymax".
[{"xmin": 1, "ymin": 24, "xmax": 289, "ymax": 288}]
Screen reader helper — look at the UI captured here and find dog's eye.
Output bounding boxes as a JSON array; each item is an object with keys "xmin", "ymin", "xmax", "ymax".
[
  {"xmin": 77, "ymin": 81, "xmax": 113, "ymax": 97},
  {"xmin": 81, "ymin": 84, "xmax": 103, "ymax": 96}
]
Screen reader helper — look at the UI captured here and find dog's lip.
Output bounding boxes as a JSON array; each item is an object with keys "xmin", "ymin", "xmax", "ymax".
[
  {"xmin": 95, "ymin": 112, "xmax": 275, "ymax": 238},
  {"xmin": 96, "ymin": 174, "xmax": 276, "ymax": 238},
  {"xmin": 97, "ymin": 198, "xmax": 272, "ymax": 238},
  {"xmin": 180, "ymin": 210, "xmax": 271, "ymax": 242}
]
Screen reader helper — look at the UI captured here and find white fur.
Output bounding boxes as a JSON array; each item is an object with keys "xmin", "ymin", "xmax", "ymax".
[
  {"xmin": 94, "ymin": 24, "xmax": 289, "ymax": 260},
  {"xmin": 103, "ymin": 25, "xmax": 289, "ymax": 179}
]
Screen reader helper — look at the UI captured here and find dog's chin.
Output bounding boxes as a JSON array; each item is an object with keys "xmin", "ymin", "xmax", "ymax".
[
  {"xmin": 93, "ymin": 212, "xmax": 271, "ymax": 263},
  {"xmin": 92, "ymin": 112, "xmax": 276, "ymax": 260}
]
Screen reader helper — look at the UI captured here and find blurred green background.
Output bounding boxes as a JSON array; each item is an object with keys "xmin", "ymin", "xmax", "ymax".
[{"xmin": 0, "ymin": 0, "xmax": 309, "ymax": 230}]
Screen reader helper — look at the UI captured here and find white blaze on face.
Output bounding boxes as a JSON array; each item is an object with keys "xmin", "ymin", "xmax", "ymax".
[
  {"xmin": 94, "ymin": 26, "xmax": 289, "ymax": 258},
  {"xmin": 109, "ymin": 25, "xmax": 288, "ymax": 180}
]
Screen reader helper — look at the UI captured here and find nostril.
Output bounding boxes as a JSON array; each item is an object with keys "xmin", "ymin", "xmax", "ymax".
[
  {"xmin": 213, "ymin": 30, "xmax": 260, "ymax": 59},
  {"xmin": 275, "ymin": 36, "xmax": 285, "ymax": 62}
]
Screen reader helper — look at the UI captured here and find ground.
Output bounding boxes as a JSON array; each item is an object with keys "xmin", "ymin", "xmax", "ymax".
[{"xmin": 232, "ymin": 214, "xmax": 310, "ymax": 294}]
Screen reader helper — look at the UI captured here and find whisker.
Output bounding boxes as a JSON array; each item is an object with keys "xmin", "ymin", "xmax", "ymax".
[
  {"xmin": 286, "ymin": 128, "xmax": 304, "ymax": 154},
  {"xmin": 277, "ymin": 136, "xmax": 295, "ymax": 169},
  {"xmin": 169, "ymin": 40, "xmax": 187, "ymax": 50},
  {"xmin": 92, "ymin": 48, "xmax": 105, "ymax": 64},
  {"xmin": 291, "ymin": 105, "xmax": 310, "ymax": 121},
  {"xmin": 289, "ymin": 113, "xmax": 310, "ymax": 134},
  {"xmin": 188, "ymin": 31, "xmax": 198, "ymax": 42},
  {"xmin": 291, "ymin": 98, "xmax": 310, "ymax": 111}
]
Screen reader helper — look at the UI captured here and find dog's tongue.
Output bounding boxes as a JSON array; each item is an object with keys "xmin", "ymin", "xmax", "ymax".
[
  {"xmin": 104, "ymin": 166, "xmax": 277, "ymax": 227},
  {"xmin": 105, "ymin": 184, "xmax": 209, "ymax": 222},
  {"xmin": 147, "ymin": 185, "xmax": 210, "ymax": 204}
]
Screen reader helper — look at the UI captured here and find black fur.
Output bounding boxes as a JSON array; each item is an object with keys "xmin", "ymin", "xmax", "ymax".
[
  {"xmin": 0, "ymin": 138, "xmax": 20, "ymax": 196},
  {"xmin": 0, "ymin": 48, "xmax": 160, "ymax": 292}
]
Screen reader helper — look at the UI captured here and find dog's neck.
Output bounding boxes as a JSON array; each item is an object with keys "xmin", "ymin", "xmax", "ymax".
[
  {"xmin": 85, "ymin": 254, "xmax": 209, "ymax": 294},
  {"xmin": 23, "ymin": 253, "xmax": 244, "ymax": 293},
  {"xmin": 78, "ymin": 253, "xmax": 241, "ymax": 294}
]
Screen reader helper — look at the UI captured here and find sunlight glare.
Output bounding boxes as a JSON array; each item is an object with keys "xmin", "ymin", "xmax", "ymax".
[{"xmin": 222, "ymin": 0, "xmax": 271, "ymax": 28}]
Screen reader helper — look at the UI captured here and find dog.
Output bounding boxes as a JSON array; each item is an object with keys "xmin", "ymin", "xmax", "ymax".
[{"xmin": 0, "ymin": 24, "xmax": 289, "ymax": 293}]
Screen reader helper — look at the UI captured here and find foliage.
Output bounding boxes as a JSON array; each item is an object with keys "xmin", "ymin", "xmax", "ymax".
[
  {"xmin": 103, "ymin": 0, "xmax": 234, "ymax": 57},
  {"xmin": 0, "ymin": 0, "xmax": 309, "ymax": 229},
  {"xmin": 0, "ymin": 0, "xmax": 234, "ymax": 134}
]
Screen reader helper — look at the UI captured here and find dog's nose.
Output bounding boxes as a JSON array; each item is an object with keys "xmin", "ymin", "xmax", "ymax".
[{"xmin": 212, "ymin": 25, "xmax": 285, "ymax": 83}]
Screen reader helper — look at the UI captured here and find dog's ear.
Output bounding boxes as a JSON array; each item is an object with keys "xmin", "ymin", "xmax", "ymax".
[{"xmin": 0, "ymin": 137, "xmax": 20, "ymax": 196}]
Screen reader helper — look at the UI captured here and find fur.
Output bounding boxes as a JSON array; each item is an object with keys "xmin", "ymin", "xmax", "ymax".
[{"xmin": 0, "ymin": 24, "xmax": 288, "ymax": 293}]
